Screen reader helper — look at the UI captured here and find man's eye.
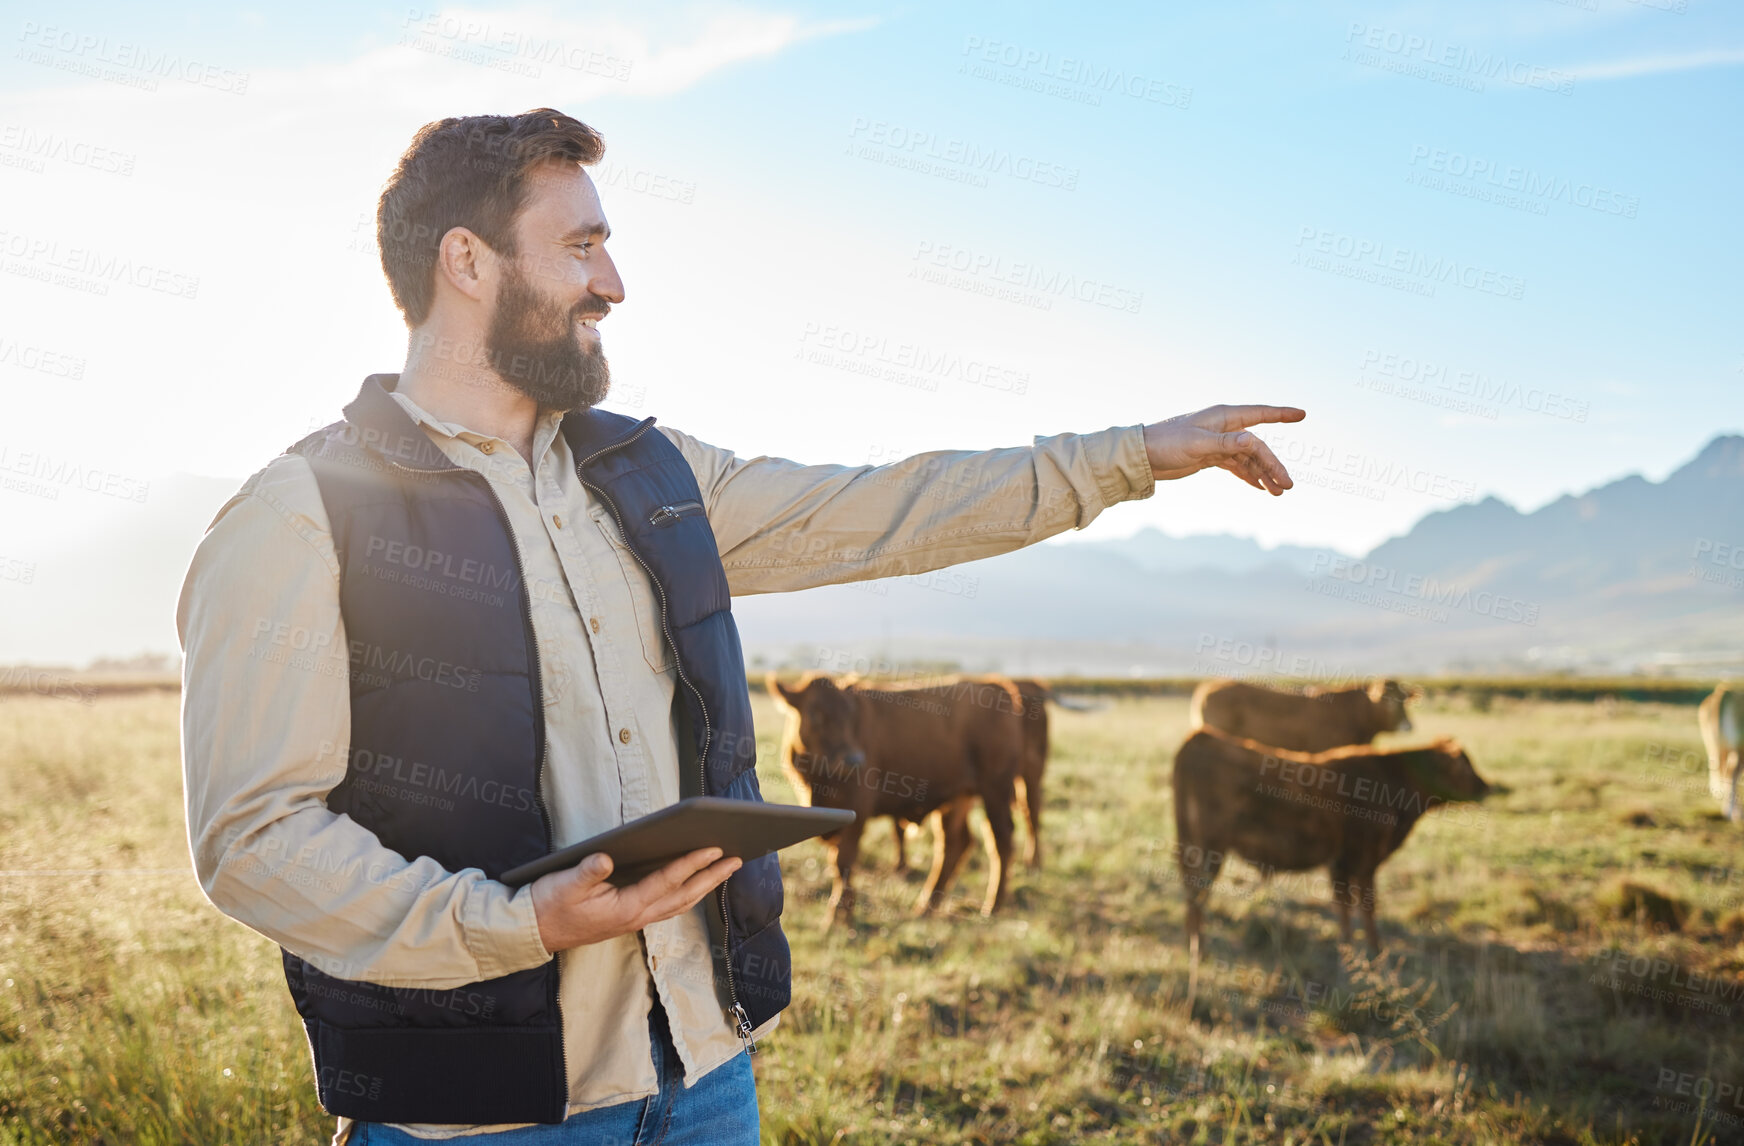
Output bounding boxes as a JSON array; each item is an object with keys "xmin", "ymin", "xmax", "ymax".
[{"xmin": 572, "ymin": 243, "xmax": 592, "ymax": 254}]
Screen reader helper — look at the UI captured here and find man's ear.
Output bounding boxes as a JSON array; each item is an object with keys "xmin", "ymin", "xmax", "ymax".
[{"xmin": 435, "ymin": 225, "xmax": 492, "ymax": 303}]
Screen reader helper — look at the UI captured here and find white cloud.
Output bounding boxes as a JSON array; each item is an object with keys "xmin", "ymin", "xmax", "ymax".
[
  {"xmin": 1559, "ymin": 46, "xmax": 1744, "ymax": 80},
  {"xmin": 292, "ymin": 5, "xmax": 882, "ymax": 106}
]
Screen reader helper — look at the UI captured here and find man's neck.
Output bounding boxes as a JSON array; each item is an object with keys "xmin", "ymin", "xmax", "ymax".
[{"xmin": 397, "ymin": 329, "xmax": 543, "ymax": 465}]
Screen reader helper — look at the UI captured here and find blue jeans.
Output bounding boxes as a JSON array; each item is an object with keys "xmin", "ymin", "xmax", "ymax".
[{"xmin": 349, "ymin": 1004, "xmax": 758, "ymax": 1146}]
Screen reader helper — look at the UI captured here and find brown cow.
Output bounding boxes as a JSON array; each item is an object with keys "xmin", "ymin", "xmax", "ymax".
[
  {"xmin": 769, "ymin": 672, "xmax": 1026, "ymax": 929},
  {"xmin": 1189, "ymin": 677, "xmax": 1415, "ymax": 753},
  {"xmin": 887, "ymin": 675, "xmax": 1051, "ymax": 873},
  {"xmin": 1699, "ymin": 685, "xmax": 1742, "ymax": 822},
  {"xmin": 1172, "ymin": 727, "xmax": 1489, "ymax": 958}
]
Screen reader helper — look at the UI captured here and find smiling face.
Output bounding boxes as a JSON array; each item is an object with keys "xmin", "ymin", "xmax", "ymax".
[{"xmin": 482, "ymin": 161, "xmax": 625, "ymax": 410}]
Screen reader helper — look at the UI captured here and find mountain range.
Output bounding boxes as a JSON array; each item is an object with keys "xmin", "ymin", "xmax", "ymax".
[
  {"xmin": 6, "ymin": 436, "xmax": 1741, "ymax": 678},
  {"xmin": 731, "ymin": 434, "xmax": 1744, "ymax": 678}
]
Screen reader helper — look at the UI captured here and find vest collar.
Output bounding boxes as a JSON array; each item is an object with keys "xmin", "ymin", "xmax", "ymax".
[
  {"xmin": 561, "ymin": 406, "xmax": 658, "ymax": 468},
  {"xmin": 343, "ymin": 373, "xmax": 457, "ymax": 472},
  {"xmin": 345, "ymin": 373, "xmax": 657, "ymax": 472}
]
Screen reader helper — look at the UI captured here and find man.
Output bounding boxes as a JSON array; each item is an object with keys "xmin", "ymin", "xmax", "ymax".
[{"xmin": 177, "ymin": 108, "xmax": 1303, "ymax": 1145}]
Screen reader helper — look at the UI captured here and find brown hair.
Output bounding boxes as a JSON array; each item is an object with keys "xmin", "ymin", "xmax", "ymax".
[{"xmin": 377, "ymin": 108, "xmax": 605, "ymax": 327}]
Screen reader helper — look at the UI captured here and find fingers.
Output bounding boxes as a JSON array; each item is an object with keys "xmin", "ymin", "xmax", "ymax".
[
  {"xmin": 640, "ymin": 856, "xmax": 743, "ymax": 925},
  {"xmin": 629, "ymin": 847, "xmax": 725, "ymax": 905},
  {"xmin": 1217, "ymin": 430, "xmax": 1292, "ymax": 495},
  {"xmin": 1206, "ymin": 404, "xmax": 1306, "ymax": 431}
]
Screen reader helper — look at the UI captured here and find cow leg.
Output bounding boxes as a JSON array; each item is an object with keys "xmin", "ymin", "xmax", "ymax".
[
  {"xmin": 1016, "ymin": 772, "xmax": 1044, "ymax": 871},
  {"xmin": 978, "ymin": 780, "xmax": 1017, "ymax": 916},
  {"xmin": 891, "ymin": 817, "xmax": 909, "ymax": 873},
  {"xmin": 1329, "ymin": 860, "xmax": 1357, "ymax": 946},
  {"xmin": 1181, "ymin": 846, "xmax": 1224, "ymax": 963},
  {"xmin": 915, "ymin": 798, "xmax": 974, "ymax": 916},
  {"xmin": 825, "ymin": 817, "xmax": 866, "ymax": 932},
  {"xmin": 1353, "ymin": 872, "xmax": 1382, "ymax": 954},
  {"xmin": 1729, "ymin": 753, "xmax": 1742, "ymax": 823}
]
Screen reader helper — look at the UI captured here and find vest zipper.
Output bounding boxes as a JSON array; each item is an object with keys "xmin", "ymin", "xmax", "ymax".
[
  {"xmin": 575, "ymin": 426, "xmax": 758, "ymax": 1055},
  {"xmin": 648, "ymin": 500, "xmax": 703, "ymax": 527},
  {"xmin": 390, "ymin": 458, "xmax": 570, "ymax": 1107}
]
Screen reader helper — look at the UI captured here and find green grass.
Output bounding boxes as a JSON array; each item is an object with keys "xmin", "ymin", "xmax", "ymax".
[{"xmin": 2, "ymin": 691, "xmax": 1741, "ymax": 1144}]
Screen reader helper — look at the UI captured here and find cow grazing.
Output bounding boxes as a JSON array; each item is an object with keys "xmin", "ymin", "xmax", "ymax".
[
  {"xmin": 1172, "ymin": 727, "xmax": 1490, "ymax": 957},
  {"xmin": 769, "ymin": 672, "xmax": 1026, "ymax": 929},
  {"xmin": 886, "ymin": 675, "xmax": 1052, "ymax": 874},
  {"xmin": 1700, "ymin": 685, "xmax": 1742, "ymax": 821},
  {"xmin": 1189, "ymin": 677, "xmax": 1415, "ymax": 753}
]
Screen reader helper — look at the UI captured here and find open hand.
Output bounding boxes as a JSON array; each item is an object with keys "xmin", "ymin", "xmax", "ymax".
[
  {"xmin": 530, "ymin": 847, "xmax": 742, "ymax": 954},
  {"xmin": 1142, "ymin": 404, "xmax": 1306, "ymax": 495}
]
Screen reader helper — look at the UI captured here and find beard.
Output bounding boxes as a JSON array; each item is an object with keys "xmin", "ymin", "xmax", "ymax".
[{"xmin": 483, "ymin": 264, "xmax": 612, "ymax": 411}]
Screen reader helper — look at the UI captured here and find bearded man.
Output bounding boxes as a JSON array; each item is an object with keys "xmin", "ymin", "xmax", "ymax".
[{"xmin": 177, "ymin": 108, "xmax": 1303, "ymax": 1146}]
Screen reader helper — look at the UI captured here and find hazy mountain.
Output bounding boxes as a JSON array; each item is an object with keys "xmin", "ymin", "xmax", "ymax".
[
  {"xmin": 1072, "ymin": 528, "xmax": 1332, "ymax": 577},
  {"xmin": 734, "ymin": 435, "xmax": 1744, "ymax": 677},
  {"xmin": 7, "ymin": 438, "xmax": 1742, "ymax": 678}
]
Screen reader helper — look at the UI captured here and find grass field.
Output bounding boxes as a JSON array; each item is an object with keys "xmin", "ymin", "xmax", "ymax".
[{"xmin": 2, "ymin": 690, "xmax": 1742, "ymax": 1144}]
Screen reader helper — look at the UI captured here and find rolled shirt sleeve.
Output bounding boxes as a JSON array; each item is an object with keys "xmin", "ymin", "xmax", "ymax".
[
  {"xmin": 177, "ymin": 454, "xmax": 551, "ymax": 990},
  {"xmin": 656, "ymin": 424, "xmax": 1156, "ymax": 595}
]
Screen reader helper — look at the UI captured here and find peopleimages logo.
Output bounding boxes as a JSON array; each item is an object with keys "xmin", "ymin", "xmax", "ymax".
[
  {"xmin": 1407, "ymin": 146, "xmax": 1639, "ymax": 219},
  {"xmin": 1294, "ymin": 227, "xmax": 1526, "ymax": 301},
  {"xmin": 1342, "ymin": 23, "xmax": 1574, "ymax": 96},
  {"xmin": 1308, "ymin": 553, "xmax": 1540, "ymax": 626},
  {"xmin": 847, "ymin": 118, "xmax": 1080, "ymax": 190}
]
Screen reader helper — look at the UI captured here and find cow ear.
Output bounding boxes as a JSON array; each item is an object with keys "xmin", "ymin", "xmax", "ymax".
[
  {"xmin": 767, "ymin": 673, "xmax": 801, "ymax": 709},
  {"xmin": 1368, "ymin": 679, "xmax": 1388, "ymax": 701}
]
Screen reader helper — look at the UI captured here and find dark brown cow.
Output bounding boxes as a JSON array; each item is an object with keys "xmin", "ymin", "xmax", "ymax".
[
  {"xmin": 887, "ymin": 675, "xmax": 1051, "ymax": 873},
  {"xmin": 769, "ymin": 672, "xmax": 1026, "ymax": 929},
  {"xmin": 1172, "ymin": 727, "xmax": 1489, "ymax": 957},
  {"xmin": 1189, "ymin": 677, "xmax": 1415, "ymax": 753}
]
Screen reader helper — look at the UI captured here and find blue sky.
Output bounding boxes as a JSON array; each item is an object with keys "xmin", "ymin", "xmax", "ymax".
[{"xmin": 2, "ymin": 0, "xmax": 1740, "ymax": 582}]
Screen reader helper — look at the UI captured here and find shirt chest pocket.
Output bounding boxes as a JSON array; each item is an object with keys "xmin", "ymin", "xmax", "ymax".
[{"xmin": 591, "ymin": 511, "xmax": 677, "ymax": 674}]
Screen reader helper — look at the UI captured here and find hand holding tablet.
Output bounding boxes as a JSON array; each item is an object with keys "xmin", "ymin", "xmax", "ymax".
[{"xmin": 506, "ymin": 797, "xmax": 855, "ymax": 954}]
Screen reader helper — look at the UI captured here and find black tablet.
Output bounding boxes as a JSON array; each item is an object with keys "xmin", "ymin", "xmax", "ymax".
[{"xmin": 499, "ymin": 797, "xmax": 856, "ymax": 889}]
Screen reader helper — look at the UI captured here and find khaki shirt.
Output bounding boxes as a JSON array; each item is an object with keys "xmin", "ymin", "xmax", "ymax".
[{"xmin": 176, "ymin": 384, "xmax": 1154, "ymax": 1143}]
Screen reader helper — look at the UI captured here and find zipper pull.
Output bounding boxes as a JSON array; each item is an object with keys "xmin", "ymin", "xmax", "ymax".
[
  {"xmin": 648, "ymin": 500, "xmax": 703, "ymax": 527},
  {"xmin": 731, "ymin": 1003, "xmax": 758, "ymax": 1054}
]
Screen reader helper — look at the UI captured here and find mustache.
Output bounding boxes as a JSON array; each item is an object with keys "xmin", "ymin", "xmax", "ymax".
[{"xmin": 573, "ymin": 294, "xmax": 613, "ymax": 322}]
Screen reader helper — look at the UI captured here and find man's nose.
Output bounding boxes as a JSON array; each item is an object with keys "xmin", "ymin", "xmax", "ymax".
[{"xmin": 591, "ymin": 249, "xmax": 625, "ymax": 305}]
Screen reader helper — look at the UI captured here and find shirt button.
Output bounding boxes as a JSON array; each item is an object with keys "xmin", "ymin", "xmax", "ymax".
[
  {"xmin": 590, "ymin": 617, "xmax": 600, "ymax": 634},
  {"xmin": 619, "ymin": 728, "xmax": 632, "ymax": 745},
  {"xmin": 650, "ymin": 954, "xmax": 660, "ymax": 971},
  {"xmin": 553, "ymin": 514, "xmax": 564, "ymax": 530},
  {"xmin": 478, "ymin": 441, "xmax": 495, "ymax": 454}
]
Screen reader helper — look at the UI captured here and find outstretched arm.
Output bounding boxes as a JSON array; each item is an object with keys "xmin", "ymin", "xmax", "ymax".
[{"xmin": 658, "ymin": 403, "xmax": 1304, "ymax": 596}]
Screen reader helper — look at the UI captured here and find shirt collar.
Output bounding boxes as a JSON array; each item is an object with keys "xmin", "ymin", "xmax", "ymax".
[{"xmin": 387, "ymin": 387, "xmax": 567, "ymax": 468}]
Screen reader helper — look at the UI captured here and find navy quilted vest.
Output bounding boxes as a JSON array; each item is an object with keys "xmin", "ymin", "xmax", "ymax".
[{"xmin": 282, "ymin": 374, "xmax": 788, "ymax": 1124}]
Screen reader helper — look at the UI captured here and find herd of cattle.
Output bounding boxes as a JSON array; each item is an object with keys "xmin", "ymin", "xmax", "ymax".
[{"xmin": 769, "ymin": 672, "xmax": 1744, "ymax": 956}]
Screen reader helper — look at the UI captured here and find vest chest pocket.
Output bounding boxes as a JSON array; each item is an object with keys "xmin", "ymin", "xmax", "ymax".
[{"xmin": 591, "ymin": 512, "xmax": 677, "ymax": 674}]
